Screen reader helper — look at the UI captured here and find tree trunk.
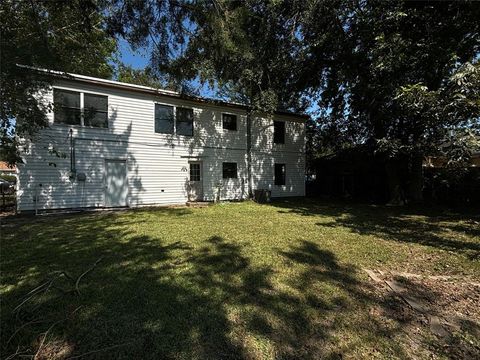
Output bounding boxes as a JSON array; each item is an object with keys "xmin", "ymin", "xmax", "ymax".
[
  {"xmin": 385, "ymin": 160, "xmax": 405, "ymax": 206},
  {"xmin": 407, "ymin": 154, "xmax": 424, "ymax": 204}
]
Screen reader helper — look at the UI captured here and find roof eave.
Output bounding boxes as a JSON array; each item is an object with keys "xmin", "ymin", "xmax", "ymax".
[{"xmin": 18, "ymin": 65, "xmax": 309, "ymax": 121}]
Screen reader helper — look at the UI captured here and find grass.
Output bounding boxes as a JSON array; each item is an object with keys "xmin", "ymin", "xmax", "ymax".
[{"xmin": 1, "ymin": 199, "xmax": 479, "ymax": 359}]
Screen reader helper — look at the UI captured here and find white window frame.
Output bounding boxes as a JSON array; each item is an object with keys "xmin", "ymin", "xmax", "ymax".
[
  {"xmin": 153, "ymin": 102, "xmax": 195, "ymax": 136},
  {"xmin": 53, "ymin": 87, "xmax": 109, "ymax": 128},
  {"xmin": 221, "ymin": 112, "xmax": 238, "ymax": 131},
  {"xmin": 153, "ymin": 102, "xmax": 175, "ymax": 135}
]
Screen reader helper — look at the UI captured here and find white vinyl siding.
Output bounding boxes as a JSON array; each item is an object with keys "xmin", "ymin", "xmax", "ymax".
[{"xmin": 17, "ymin": 79, "xmax": 305, "ymax": 211}]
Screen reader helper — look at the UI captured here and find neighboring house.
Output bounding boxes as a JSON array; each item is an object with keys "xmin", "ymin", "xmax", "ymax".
[
  {"xmin": 0, "ymin": 161, "xmax": 17, "ymax": 177},
  {"xmin": 17, "ymin": 70, "xmax": 306, "ymax": 211}
]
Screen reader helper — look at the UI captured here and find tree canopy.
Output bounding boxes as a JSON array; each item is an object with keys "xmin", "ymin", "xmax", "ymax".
[
  {"xmin": 2, "ymin": 0, "xmax": 479, "ymax": 202},
  {"xmin": 0, "ymin": 0, "xmax": 116, "ymax": 162},
  {"xmin": 106, "ymin": 0, "xmax": 311, "ymax": 112}
]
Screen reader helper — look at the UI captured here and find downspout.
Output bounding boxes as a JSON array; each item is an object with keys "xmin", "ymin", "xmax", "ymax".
[
  {"xmin": 246, "ymin": 108, "xmax": 253, "ymax": 198},
  {"xmin": 69, "ymin": 129, "xmax": 76, "ymax": 179}
]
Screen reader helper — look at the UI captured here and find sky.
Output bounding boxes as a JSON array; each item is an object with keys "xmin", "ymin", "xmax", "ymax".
[
  {"xmin": 117, "ymin": 38, "xmax": 150, "ymax": 69},
  {"xmin": 117, "ymin": 38, "xmax": 219, "ymax": 99}
]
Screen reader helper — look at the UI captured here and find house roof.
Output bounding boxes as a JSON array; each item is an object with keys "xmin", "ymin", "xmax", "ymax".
[
  {"xmin": 18, "ymin": 65, "xmax": 309, "ymax": 121},
  {"xmin": 0, "ymin": 161, "xmax": 16, "ymax": 172}
]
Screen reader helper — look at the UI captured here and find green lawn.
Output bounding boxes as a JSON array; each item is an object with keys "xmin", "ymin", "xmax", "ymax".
[{"xmin": 1, "ymin": 199, "xmax": 479, "ymax": 359}]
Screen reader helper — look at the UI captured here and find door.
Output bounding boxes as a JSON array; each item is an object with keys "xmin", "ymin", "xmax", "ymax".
[
  {"xmin": 188, "ymin": 161, "xmax": 203, "ymax": 201},
  {"xmin": 105, "ymin": 160, "xmax": 128, "ymax": 207}
]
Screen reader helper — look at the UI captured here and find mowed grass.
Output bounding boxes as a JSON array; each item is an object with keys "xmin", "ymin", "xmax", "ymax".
[{"xmin": 1, "ymin": 199, "xmax": 479, "ymax": 359}]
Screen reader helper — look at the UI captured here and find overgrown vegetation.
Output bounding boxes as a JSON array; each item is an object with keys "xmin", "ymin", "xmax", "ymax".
[{"xmin": 1, "ymin": 200, "xmax": 478, "ymax": 359}]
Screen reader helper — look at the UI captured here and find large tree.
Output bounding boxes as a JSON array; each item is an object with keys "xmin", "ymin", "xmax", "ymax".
[
  {"xmin": 0, "ymin": 0, "xmax": 116, "ymax": 163},
  {"xmin": 106, "ymin": 0, "xmax": 310, "ymax": 112},
  {"xmin": 301, "ymin": 0, "xmax": 480, "ymax": 203}
]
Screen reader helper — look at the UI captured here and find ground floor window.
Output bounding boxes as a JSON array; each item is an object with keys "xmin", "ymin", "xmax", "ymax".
[
  {"xmin": 275, "ymin": 163, "xmax": 286, "ymax": 185},
  {"xmin": 223, "ymin": 162, "xmax": 238, "ymax": 179},
  {"xmin": 190, "ymin": 163, "xmax": 201, "ymax": 181}
]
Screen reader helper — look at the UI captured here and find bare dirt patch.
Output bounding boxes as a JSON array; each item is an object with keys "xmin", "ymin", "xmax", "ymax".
[{"xmin": 365, "ymin": 269, "xmax": 480, "ymax": 359}]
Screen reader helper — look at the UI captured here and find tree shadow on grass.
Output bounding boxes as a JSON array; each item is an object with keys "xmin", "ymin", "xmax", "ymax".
[
  {"xmin": 271, "ymin": 198, "xmax": 480, "ymax": 259},
  {"xmin": 1, "ymin": 209, "xmax": 419, "ymax": 358},
  {"xmin": 1, "ymin": 209, "xmax": 243, "ymax": 359}
]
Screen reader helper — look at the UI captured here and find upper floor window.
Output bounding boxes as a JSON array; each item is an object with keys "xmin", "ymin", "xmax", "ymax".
[
  {"xmin": 84, "ymin": 93, "xmax": 108, "ymax": 128},
  {"xmin": 176, "ymin": 107, "xmax": 194, "ymax": 136},
  {"xmin": 223, "ymin": 162, "xmax": 238, "ymax": 179},
  {"xmin": 274, "ymin": 163, "xmax": 286, "ymax": 185},
  {"xmin": 154, "ymin": 104, "xmax": 193, "ymax": 136},
  {"xmin": 155, "ymin": 104, "xmax": 174, "ymax": 134},
  {"xmin": 222, "ymin": 113, "xmax": 237, "ymax": 131},
  {"xmin": 53, "ymin": 89, "xmax": 81, "ymax": 125},
  {"xmin": 53, "ymin": 89, "xmax": 108, "ymax": 128},
  {"xmin": 273, "ymin": 121, "xmax": 285, "ymax": 144}
]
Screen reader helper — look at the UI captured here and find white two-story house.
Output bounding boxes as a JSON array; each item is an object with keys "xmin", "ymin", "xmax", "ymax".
[{"xmin": 17, "ymin": 70, "xmax": 307, "ymax": 212}]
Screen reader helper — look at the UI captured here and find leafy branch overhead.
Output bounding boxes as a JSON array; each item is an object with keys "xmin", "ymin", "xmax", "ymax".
[
  {"xmin": 0, "ymin": 0, "xmax": 116, "ymax": 163},
  {"xmin": 2, "ymin": 0, "xmax": 479, "ymax": 203}
]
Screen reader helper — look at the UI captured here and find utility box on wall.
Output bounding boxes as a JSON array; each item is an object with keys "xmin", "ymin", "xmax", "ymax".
[{"xmin": 254, "ymin": 189, "xmax": 271, "ymax": 204}]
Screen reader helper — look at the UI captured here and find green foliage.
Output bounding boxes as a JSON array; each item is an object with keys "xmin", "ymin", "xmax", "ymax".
[
  {"xmin": 1, "ymin": 0, "xmax": 117, "ymax": 164},
  {"xmin": 300, "ymin": 1, "xmax": 480, "ymax": 201},
  {"xmin": 308, "ymin": 1, "xmax": 480, "ymax": 158},
  {"xmin": 106, "ymin": 0, "xmax": 310, "ymax": 112},
  {"xmin": 115, "ymin": 63, "xmax": 199, "ymax": 95},
  {"xmin": 0, "ymin": 174, "xmax": 16, "ymax": 184},
  {"xmin": 116, "ymin": 64, "xmax": 164, "ymax": 88},
  {"xmin": 395, "ymin": 62, "xmax": 480, "ymax": 168}
]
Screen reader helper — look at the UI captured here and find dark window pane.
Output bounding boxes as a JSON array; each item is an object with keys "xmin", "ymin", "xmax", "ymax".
[
  {"xmin": 190, "ymin": 163, "xmax": 201, "ymax": 181},
  {"xmin": 274, "ymin": 163, "xmax": 286, "ymax": 185},
  {"xmin": 54, "ymin": 107, "xmax": 81, "ymax": 125},
  {"xmin": 84, "ymin": 93, "xmax": 108, "ymax": 128},
  {"xmin": 84, "ymin": 109, "xmax": 108, "ymax": 128},
  {"xmin": 222, "ymin": 162, "xmax": 237, "ymax": 179},
  {"xmin": 273, "ymin": 121, "xmax": 285, "ymax": 144},
  {"xmin": 53, "ymin": 89, "xmax": 80, "ymax": 125},
  {"xmin": 222, "ymin": 113, "xmax": 237, "ymax": 131},
  {"xmin": 176, "ymin": 107, "xmax": 194, "ymax": 136},
  {"xmin": 155, "ymin": 104, "xmax": 174, "ymax": 134},
  {"xmin": 54, "ymin": 89, "xmax": 80, "ymax": 108},
  {"xmin": 84, "ymin": 93, "xmax": 107, "ymax": 110}
]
